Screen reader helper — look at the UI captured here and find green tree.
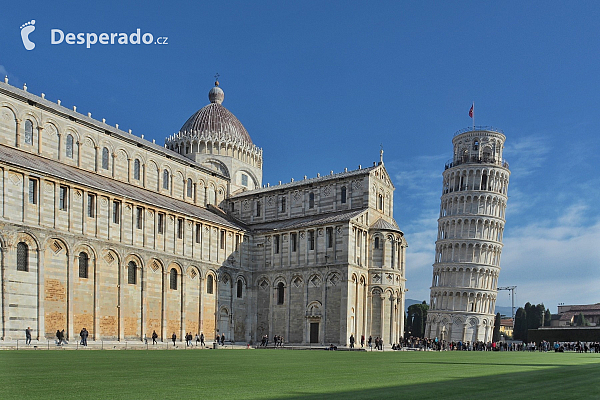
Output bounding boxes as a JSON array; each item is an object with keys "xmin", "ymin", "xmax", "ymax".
[
  {"xmin": 493, "ymin": 312, "xmax": 502, "ymax": 342},
  {"xmin": 576, "ymin": 312, "xmax": 590, "ymax": 327},
  {"xmin": 406, "ymin": 301, "xmax": 429, "ymax": 338},
  {"xmin": 514, "ymin": 307, "xmax": 527, "ymax": 341},
  {"xmin": 544, "ymin": 309, "xmax": 552, "ymax": 327}
]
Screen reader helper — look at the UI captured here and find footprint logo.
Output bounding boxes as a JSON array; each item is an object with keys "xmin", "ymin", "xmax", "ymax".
[{"xmin": 20, "ymin": 20, "xmax": 36, "ymax": 51}]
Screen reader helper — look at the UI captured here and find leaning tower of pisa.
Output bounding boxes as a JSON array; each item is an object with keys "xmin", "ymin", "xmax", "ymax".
[{"xmin": 426, "ymin": 127, "xmax": 510, "ymax": 343}]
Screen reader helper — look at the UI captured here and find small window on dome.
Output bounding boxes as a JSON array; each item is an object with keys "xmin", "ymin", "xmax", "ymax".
[{"xmin": 241, "ymin": 174, "xmax": 248, "ymax": 187}]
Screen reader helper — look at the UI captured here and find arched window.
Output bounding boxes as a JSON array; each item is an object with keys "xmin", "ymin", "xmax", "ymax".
[
  {"xmin": 309, "ymin": 193, "xmax": 315, "ymax": 209},
  {"xmin": 169, "ymin": 268, "xmax": 177, "ymax": 290},
  {"xmin": 187, "ymin": 178, "xmax": 193, "ymax": 198},
  {"xmin": 378, "ymin": 194, "xmax": 383, "ymax": 211},
  {"xmin": 473, "ymin": 139, "xmax": 479, "ymax": 151},
  {"xmin": 341, "ymin": 186, "xmax": 347, "ymax": 204},
  {"xmin": 79, "ymin": 252, "xmax": 89, "ymax": 278},
  {"xmin": 24, "ymin": 120, "xmax": 33, "ymax": 145},
  {"xmin": 281, "ymin": 196, "xmax": 286, "ymax": 213},
  {"xmin": 207, "ymin": 275, "xmax": 214, "ymax": 294},
  {"xmin": 163, "ymin": 169, "xmax": 169, "ymax": 189},
  {"xmin": 17, "ymin": 242, "xmax": 28, "ymax": 271},
  {"xmin": 102, "ymin": 147, "xmax": 109, "ymax": 170},
  {"xmin": 133, "ymin": 159, "xmax": 140, "ymax": 180},
  {"xmin": 374, "ymin": 237, "xmax": 380, "ymax": 249},
  {"xmin": 277, "ymin": 282, "xmax": 285, "ymax": 305},
  {"xmin": 66, "ymin": 134, "xmax": 74, "ymax": 158},
  {"xmin": 237, "ymin": 279, "xmax": 243, "ymax": 298},
  {"xmin": 128, "ymin": 261, "xmax": 137, "ymax": 285}
]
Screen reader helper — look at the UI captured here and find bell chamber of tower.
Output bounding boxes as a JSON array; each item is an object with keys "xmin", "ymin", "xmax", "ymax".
[{"xmin": 426, "ymin": 127, "xmax": 510, "ymax": 344}]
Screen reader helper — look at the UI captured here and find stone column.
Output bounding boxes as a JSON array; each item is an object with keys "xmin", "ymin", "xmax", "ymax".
[
  {"xmin": 67, "ymin": 250, "xmax": 73, "ymax": 341},
  {"xmin": 380, "ymin": 294, "xmax": 385, "ymax": 343},
  {"xmin": 37, "ymin": 247, "xmax": 44, "ymax": 340},
  {"xmin": 127, "ymin": 158, "xmax": 132, "ymax": 183},
  {"xmin": 94, "ymin": 146, "xmax": 99, "ymax": 172},
  {"xmin": 180, "ymin": 269, "xmax": 185, "ymax": 341},
  {"xmin": 15, "ymin": 119, "xmax": 21, "ymax": 147},
  {"xmin": 140, "ymin": 264, "xmax": 146, "ymax": 341},
  {"xmin": 161, "ymin": 270, "xmax": 166, "ymax": 341},
  {"xmin": 390, "ymin": 296, "xmax": 396, "ymax": 344},
  {"xmin": 37, "ymin": 126, "xmax": 43, "ymax": 155},
  {"xmin": 93, "ymin": 254, "xmax": 99, "ymax": 340},
  {"xmin": 77, "ymin": 142, "xmax": 82, "ymax": 168}
]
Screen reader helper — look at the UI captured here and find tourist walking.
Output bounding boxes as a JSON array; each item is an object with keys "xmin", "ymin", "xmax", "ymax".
[
  {"xmin": 349, "ymin": 334, "xmax": 355, "ymax": 349},
  {"xmin": 361, "ymin": 334, "xmax": 365, "ymax": 348},
  {"xmin": 368, "ymin": 335, "xmax": 372, "ymax": 349},
  {"xmin": 221, "ymin": 333, "xmax": 225, "ymax": 346},
  {"xmin": 200, "ymin": 332, "xmax": 205, "ymax": 348},
  {"xmin": 25, "ymin": 327, "xmax": 32, "ymax": 345},
  {"xmin": 195, "ymin": 333, "xmax": 200, "ymax": 346},
  {"xmin": 152, "ymin": 330, "xmax": 158, "ymax": 345},
  {"xmin": 172, "ymin": 332, "xmax": 176, "ymax": 346}
]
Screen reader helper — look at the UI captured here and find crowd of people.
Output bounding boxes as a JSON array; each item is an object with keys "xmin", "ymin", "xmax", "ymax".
[
  {"xmin": 23, "ymin": 327, "xmax": 600, "ymax": 353},
  {"xmin": 258, "ymin": 334, "xmax": 284, "ymax": 347},
  {"xmin": 387, "ymin": 336, "xmax": 600, "ymax": 353}
]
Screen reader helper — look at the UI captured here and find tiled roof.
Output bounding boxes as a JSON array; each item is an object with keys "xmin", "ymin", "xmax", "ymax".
[
  {"xmin": 370, "ymin": 217, "xmax": 403, "ymax": 233},
  {"xmin": 0, "ymin": 82, "xmax": 228, "ymax": 179},
  {"xmin": 248, "ymin": 208, "xmax": 367, "ymax": 232},
  {"xmin": 563, "ymin": 304, "xmax": 600, "ymax": 311},
  {"xmin": 0, "ymin": 145, "xmax": 245, "ymax": 231},
  {"xmin": 231, "ymin": 165, "xmax": 380, "ymax": 197},
  {"xmin": 558, "ymin": 310, "xmax": 600, "ymax": 321}
]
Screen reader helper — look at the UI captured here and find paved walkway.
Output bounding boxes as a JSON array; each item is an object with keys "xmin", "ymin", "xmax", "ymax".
[{"xmin": 0, "ymin": 340, "xmax": 372, "ymax": 351}]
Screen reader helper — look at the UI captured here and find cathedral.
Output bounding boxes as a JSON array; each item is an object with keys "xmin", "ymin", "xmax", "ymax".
[{"xmin": 0, "ymin": 77, "xmax": 406, "ymax": 345}]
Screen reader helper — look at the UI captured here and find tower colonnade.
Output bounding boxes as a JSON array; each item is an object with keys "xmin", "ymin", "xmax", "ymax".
[{"xmin": 426, "ymin": 127, "xmax": 510, "ymax": 343}]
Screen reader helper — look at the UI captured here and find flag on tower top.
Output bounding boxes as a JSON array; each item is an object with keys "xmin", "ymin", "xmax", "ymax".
[{"xmin": 469, "ymin": 103, "xmax": 474, "ymax": 118}]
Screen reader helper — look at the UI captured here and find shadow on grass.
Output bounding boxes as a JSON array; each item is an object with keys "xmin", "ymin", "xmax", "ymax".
[{"xmin": 274, "ymin": 363, "xmax": 600, "ymax": 400}]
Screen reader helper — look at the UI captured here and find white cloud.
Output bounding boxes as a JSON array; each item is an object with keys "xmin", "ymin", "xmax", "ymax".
[
  {"xmin": 500, "ymin": 213, "xmax": 600, "ymax": 312},
  {"xmin": 503, "ymin": 134, "xmax": 550, "ymax": 177}
]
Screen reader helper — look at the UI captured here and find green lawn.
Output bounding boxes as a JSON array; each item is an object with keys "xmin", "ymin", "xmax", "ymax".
[{"xmin": 1, "ymin": 349, "xmax": 599, "ymax": 399}]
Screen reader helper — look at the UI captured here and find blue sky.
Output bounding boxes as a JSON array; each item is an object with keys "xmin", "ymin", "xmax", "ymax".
[{"xmin": 1, "ymin": 1, "xmax": 599, "ymax": 313}]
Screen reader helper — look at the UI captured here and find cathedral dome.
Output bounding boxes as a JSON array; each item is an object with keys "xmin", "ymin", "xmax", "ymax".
[{"xmin": 178, "ymin": 82, "xmax": 252, "ymax": 145}]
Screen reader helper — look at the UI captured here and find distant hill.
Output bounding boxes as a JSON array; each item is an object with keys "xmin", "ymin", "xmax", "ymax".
[
  {"xmin": 405, "ymin": 298, "xmax": 426, "ymax": 311},
  {"xmin": 405, "ymin": 299, "xmax": 514, "ymax": 318}
]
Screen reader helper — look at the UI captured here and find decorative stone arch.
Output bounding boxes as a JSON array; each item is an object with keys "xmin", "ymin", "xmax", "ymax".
[
  {"xmin": 16, "ymin": 230, "xmax": 42, "ymax": 251},
  {"xmin": 273, "ymin": 275, "xmax": 287, "ymax": 287},
  {"xmin": 145, "ymin": 257, "xmax": 164, "ymax": 275},
  {"xmin": 202, "ymin": 158, "xmax": 230, "ymax": 178},
  {"xmin": 307, "ymin": 273, "xmax": 322, "ymax": 288},
  {"xmin": 236, "ymin": 168, "xmax": 259, "ymax": 189},
  {"xmin": 306, "ymin": 300, "xmax": 322, "ymax": 317},
  {"xmin": 219, "ymin": 271, "xmax": 233, "ymax": 287},
  {"xmin": 185, "ymin": 265, "xmax": 201, "ymax": 280},
  {"xmin": 359, "ymin": 274, "xmax": 367, "ymax": 285},
  {"xmin": 19, "ymin": 109, "xmax": 41, "ymax": 126},
  {"xmin": 256, "ymin": 275, "xmax": 270, "ymax": 292},
  {"xmin": 98, "ymin": 139, "xmax": 115, "ymax": 156},
  {"xmin": 326, "ymin": 271, "xmax": 341, "ymax": 287},
  {"xmin": 371, "ymin": 286, "xmax": 383, "ymax": 296},
  {"xmin": 235, "ymin": 274, "xmax": 248, "ymax": 287},
  {"xmin": 0, "ymin": 102, "xmax": 18, "ymax": 119}
]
